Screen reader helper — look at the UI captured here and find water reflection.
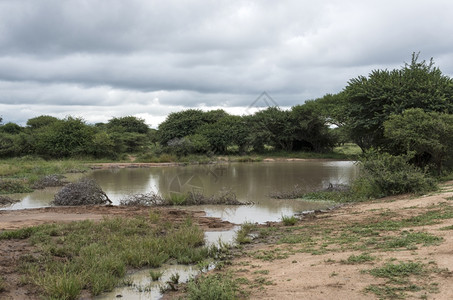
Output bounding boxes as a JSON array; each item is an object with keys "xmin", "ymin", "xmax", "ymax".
[
  {"xmin": 2, "ymin": 161, "xmax": 359, "ymax": 224},
  {"xmin": 96, "ymin": 264, "xmax": 200, "ymax": 300}
]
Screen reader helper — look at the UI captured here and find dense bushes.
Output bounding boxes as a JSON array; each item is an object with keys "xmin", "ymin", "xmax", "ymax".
[
  {"xmin": 1, "ymin": 103, "xmax": 338, "ymax": 160},
  {"xmin": 352, "ymin": 151, "xmax": 437, "ymax": 199}
]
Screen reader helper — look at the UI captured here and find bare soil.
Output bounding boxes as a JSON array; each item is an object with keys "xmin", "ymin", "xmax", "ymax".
[{"xmin": 225, "ymin": 181, "xmax": 453, "ymax": 300}]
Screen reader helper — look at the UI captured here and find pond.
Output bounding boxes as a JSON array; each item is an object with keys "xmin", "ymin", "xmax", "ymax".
[{"xmin": 4, "ymin": 160, "xmax": 358, "ymax": 224}]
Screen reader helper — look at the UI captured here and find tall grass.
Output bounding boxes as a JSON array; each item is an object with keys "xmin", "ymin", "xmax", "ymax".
[
  {"xmin": 0, "ymin": 157, "xmax": 88, "ymax": 194},
  {"xmin": 186, "ymin": 273, "xmax": 240, "ymax": 300},
  {"xmin": 1, "ymin": 216, "xmax": 214, "ymax": 299}
]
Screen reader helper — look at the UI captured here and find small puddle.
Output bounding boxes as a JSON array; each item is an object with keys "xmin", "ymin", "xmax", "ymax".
[
  {"xmin": 96, "ymin": 264, "xmax": 199, "ymax": 300},
  {"xmin": 96, "ymin": 227, "xmax": 237, "ymax": 300}
]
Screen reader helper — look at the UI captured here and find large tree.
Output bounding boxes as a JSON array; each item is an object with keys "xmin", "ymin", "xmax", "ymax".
[
  {"xmin": 291, "ymin": 105, "xmax": 335, "ymax": 152},
  {"xmin": 157, "ymin": 109, "xmax": 206, "ymax": 146},
  {"xmin": 384, "ymin": 108, "xmax": 453, "ymax": 173},
  {"xmin": 343, "ymin": 53, "xmax": 453, "ymax": 150},
  {"xmin": 106, "ymin": 116, "xmax": 150, "ymax": 153},
  {"xmin": 248, "ymin": 107, "xmax": 295, "ymax": 151},
  {"xmin": 34, "ymin": 117, "xmax": 95, "ymax": 158},
  {"xmin": 197, "ymin": 115, "xmax": 249, "ymax": 154}
]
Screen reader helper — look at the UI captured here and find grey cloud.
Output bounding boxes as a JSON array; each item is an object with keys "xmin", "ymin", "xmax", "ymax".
[{"xmin": 1, "ymin": 0, "xmax": 453, "ymax": 126}]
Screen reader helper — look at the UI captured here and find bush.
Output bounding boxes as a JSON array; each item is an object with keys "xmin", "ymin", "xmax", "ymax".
[
  {"xmin": 353, "ymin": 151, "xmax": 437, "ymax": 198},
  {"xmin": 186, "ymin": 273, "xmax": 239, "ymax": 300},
  {"xmin": 52, "ymin": 178, "xmax": 111, "ymax": 206}
]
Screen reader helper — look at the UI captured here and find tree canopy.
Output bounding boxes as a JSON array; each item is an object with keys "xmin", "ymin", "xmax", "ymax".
[{"xmin": 342, "ymin": 53, "xmax": 453, "ymax": 150}]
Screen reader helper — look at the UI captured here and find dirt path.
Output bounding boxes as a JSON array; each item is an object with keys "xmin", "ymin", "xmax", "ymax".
[{"xmin": 222, "ymin": 182, "xmax": 453, "ymax": 299}]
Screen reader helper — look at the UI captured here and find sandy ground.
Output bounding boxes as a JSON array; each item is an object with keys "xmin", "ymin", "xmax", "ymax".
[
  {"xmin": 222, "ymin": 182, "xmax": 453, "ymax": 300},
  {"xmin": 1, "ymin": 182, "xmax": 453, "ymax": 299}
]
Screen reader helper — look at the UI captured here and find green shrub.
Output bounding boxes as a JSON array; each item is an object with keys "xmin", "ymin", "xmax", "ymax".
[
  {"xmin": 186, "ymin": 273, "xmax": 239, "ymax": 300},
  {"xmin": 235, "ymin": 222, "xmax": 256, "ymax": 244},
  {"xmin": 353, "ymin": 151, "xmax": 437, "ymax": 198},
  {"xmin": 281, "ymin": 215, "xmax": 298, "ymax": 226},
  {"xmin": 149, "ymin": 270, "xmax": 163, "ymax": 281}
]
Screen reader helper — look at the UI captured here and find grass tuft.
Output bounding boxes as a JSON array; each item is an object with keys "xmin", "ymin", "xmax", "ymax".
[
  {"xmin": 367, "ymin": 261, "xmax": 426, "ymax": 284},
  {"xmin": 186, "ymin": 273, "xmax": 241, "ymax": 300},
  {"xmin": 235, "ymin": 222, "xmax": 256, "ymax": 244},
  {"xmin": 342, "ymin": 253, "xmax": 375, "ymax": 264},
  {"xmin": 281, "ymin": 215, "xmax": 298, "ymax": 226}
]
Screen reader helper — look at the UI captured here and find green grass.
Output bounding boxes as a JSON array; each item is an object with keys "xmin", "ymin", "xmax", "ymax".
[
  {"xmin": 261, "ymin": 149, "xmax": 355, "ymax": 160},
  {"xmin": 342, "ymin": 253, "xmax": 375, "ymax": 264},
  {"xmin": 368, "ymin": 261, "xmax": 426, "ymax": 283},
  {"xmin": 302, "ymin": 190, "xmax": 357, "ymax": 203},
  {"xmin": 235, "ymin": 222, "xmax": 256, "ymax": 244},
  {"xmin": 439, "ymin": 225, "xmax": 453, "ymax": 231},
  {"xmin": 379, "ymin": 232, "xmax": 442, "ymax": 250},
  {"xmin": 333, "ymin": 143, "xmax": 362, "ymax": 157},
  {"xmin": 365, "ymin": 284, "xmax": 422, "ymax": 299},
  {"xmin": 166, "ymin": 193, "xmax": 187, "ymax": 205},
  {"xmin": 281, "ymin": 215, "xmax": 298, "ymax": 226},
  {"xmin": 0, "ymin": 157, "xmax": 88, "ymax": 194},
  {"xmin": 186, "ymin": 273, "xmax": 243, "ymax": 300},
  {"xmin": 149, "ymin": 270, "xmax": 163, "ymax": 281},
  {"xmin": 1, "ymin": 216, "xmax": 217, "ymax": 299},
  {"xmin": 365, "ymin": 261, "xmax": 428, "ymax": 299}
]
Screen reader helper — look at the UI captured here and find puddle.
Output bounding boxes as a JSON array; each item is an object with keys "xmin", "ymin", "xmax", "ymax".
[
  {"xmin": 97, "ymin": 228, "xmax": 236, "ymax": 300},
  {"xmin": 96, "ymin": 264, "xmax": 200, "ymax": 300}
]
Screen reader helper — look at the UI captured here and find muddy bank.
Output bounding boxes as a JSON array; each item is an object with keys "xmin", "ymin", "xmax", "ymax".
[
  {"xmin": 88, "ymin": 157, "xmax": 343, "ymax": 170},
  {"xmin": 0, "ymin": 205, "xmax": 233, "ymax": 232}
]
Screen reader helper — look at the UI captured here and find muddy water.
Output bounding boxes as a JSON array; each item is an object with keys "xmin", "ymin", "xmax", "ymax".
[
  {"xmin": 3, "ymin": 161, "xmax": 358, "ymax": 223},
  {"xmin": 87, "ymin": 160, "xmax": 358, "ymax": 223}
]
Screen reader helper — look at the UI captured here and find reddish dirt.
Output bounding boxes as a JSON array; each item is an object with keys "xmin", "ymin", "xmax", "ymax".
[{"xmin": 0, "ymin": 205, "xmax": 232, "ymax": 232}]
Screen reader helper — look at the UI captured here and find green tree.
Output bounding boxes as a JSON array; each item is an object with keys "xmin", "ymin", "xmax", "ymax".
[
  {"xmin": 34, "ymin": 117, "xmax": 95, "ymax": 158},
  {"xmin": 106, "ymin": 116, "xmax": 150, "ymax": 153},
  {"xmin": 384, "ymin": 108, "xmax": 453, "ymax": 173},
  {"xmin": 248, "ymin": 107, "xmax": 294, "ymax": 151},
  {"xmin": 157, "ymin": 109, "xmax": 206, "ymax": 146},
  {"xmin": 26, "ymin": 115, "xmax": 59, "ymax": 130},
  {"xmin": 106, "ymin": 116, "xmax": 149, "ymax": 134},
  {"xmin": 197, "ymin": 115, "xmax": 248, "ymax": 154},
  {"xmin": 0, "ymin": 122, "xmax": 23, "ymax": 135},
  {"xmin": 0, "ymin": 132, "xmax": 32, "ymax": 157},
  {"xmin": 89, "ymin": 131, "xmax": 117, "ymax": 159},
  {"xmin": 291, "ymin": 105, "xmax": 335, "ymax": 152},
  {"xmin": 343, "ymin": 53, "xmax": 453, "ymax": 150}
]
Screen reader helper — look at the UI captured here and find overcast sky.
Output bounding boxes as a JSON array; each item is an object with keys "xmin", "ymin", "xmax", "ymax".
[{"xmin": 1, "ymin": 0, "xmax": 452, "ymax": 127}]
